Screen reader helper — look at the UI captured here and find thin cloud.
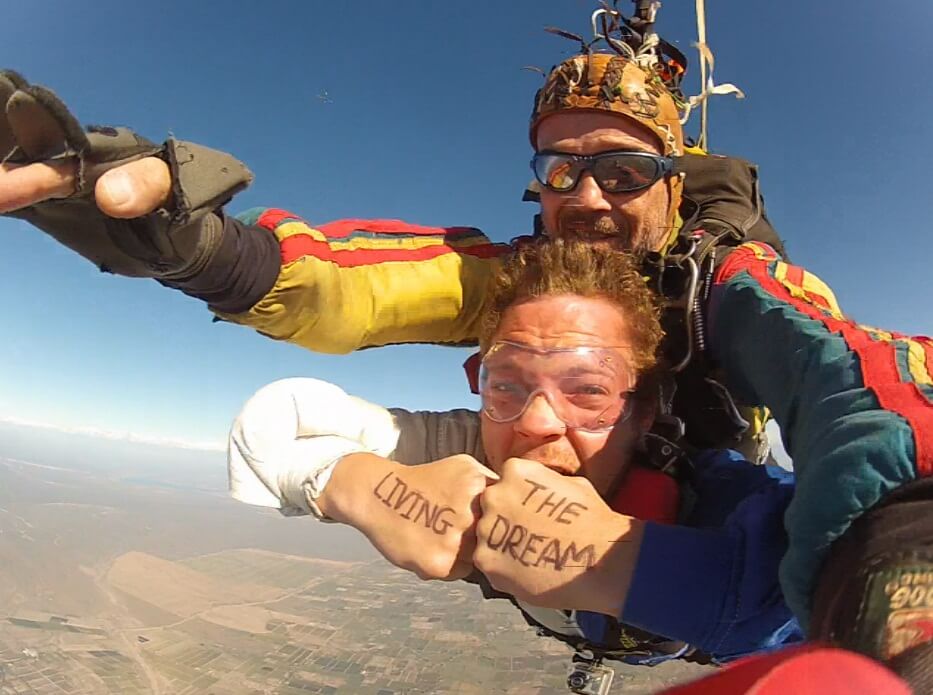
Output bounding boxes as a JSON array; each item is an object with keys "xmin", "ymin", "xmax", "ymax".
[{"xmin": 0, "ymin": 414, "xmax": 225, "ymax": 452}]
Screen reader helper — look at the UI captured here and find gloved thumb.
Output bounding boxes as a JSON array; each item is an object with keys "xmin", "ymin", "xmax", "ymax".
[{"xmin": 96, "ymin": 157, "xmax": 171, "ymax": 219}]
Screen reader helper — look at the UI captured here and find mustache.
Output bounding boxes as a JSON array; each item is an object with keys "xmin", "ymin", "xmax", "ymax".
[{"xmin": 556, "ymin": 211, "xmax": 625, "ymax": 238}]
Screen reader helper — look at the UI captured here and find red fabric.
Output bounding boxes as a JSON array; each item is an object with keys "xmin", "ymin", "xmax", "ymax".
[
  {"xmin": 255, "ymin": 207, "xmax": 300, "ymax": 230},
  {"xmin": 658, "ymin": 645, "xmax": 910, "ymax": 694},
  {"xmin": 610, "ymin": 466, "xmax": 680, "ymax": 525},
  {"xmin": 805, "ymin": 290, "xmax": 833, "ymax": 312},
  {"xmin": 315, "ymin": 218, "xmax": 483, "ymax": 239},
  {"xmin": 277, "ymin": 234, "xmax": 503, "ymax": 267},
  {"xmin": 783, "ymin": 264, "xmax": 804, "ymax": 288},
  {"xmin": 463, "ymin": 352, "xmax": 481, "ymax": 395},
  {"xmin": 714, "ymin": 242, "xmax": 779, "ymax": 282},
  {"xmin": 256, "ymin": 209, "xmax": 505, "ymax": 266}
]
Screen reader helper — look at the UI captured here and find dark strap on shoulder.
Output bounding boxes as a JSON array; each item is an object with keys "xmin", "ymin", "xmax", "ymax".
[{"xmin": 675, "ymin": 152, "xmax": 788, "ymax": 260}]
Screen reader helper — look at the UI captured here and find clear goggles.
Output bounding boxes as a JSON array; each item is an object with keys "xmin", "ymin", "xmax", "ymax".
[{"xmin": 478, "ymin": 341, "xmax": 637, "ymax": 432}]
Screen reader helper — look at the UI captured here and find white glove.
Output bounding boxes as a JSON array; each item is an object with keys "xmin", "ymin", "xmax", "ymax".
[{"xmin": 227, "ymin": 377, "xmax": 399, "ymax": 516}]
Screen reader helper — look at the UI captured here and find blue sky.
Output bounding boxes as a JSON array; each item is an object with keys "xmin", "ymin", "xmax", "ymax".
[{"xmin": 1, "ymin": 0, "xmax": 931, "ymax": 449}]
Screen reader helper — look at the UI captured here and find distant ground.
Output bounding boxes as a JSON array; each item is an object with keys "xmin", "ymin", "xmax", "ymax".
[{"xmin": 0, "ymin": 425, "xmax": 712, "ymax": 694}]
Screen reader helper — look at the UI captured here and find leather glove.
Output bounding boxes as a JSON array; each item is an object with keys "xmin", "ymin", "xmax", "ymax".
[{"xmin": 1, "ymin": 69, "xmax": 253, "ymax": 278}]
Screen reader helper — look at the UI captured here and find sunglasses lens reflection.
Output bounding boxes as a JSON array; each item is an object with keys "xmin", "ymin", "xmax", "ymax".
[{"xmin": 592, "ymin": 155, "xmax": 658, "ymax": 192}]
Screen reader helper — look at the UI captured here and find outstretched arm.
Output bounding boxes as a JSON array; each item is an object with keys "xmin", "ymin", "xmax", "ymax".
[
  {"xmin": 1, "ymin": 70, "xmax": 507, "ymax": 353},
  {"xmin": 708, "ymin": 241, "xmax": 933, "ymax": 627}
]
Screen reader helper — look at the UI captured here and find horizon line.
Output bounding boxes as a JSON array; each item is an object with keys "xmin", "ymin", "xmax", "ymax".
[{"xmin": 0, "ymin": 414, "xmax": 226, "ymax": 453}]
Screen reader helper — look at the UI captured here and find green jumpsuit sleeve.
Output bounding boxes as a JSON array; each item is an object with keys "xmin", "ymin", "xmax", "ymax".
[{"xmin": 708, "ymin": 241, "xmax": 933, "ymax": 627}]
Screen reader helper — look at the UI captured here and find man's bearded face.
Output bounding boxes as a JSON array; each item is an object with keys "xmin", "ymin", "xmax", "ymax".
[{"xmin": 535, "ymin": 111, "xmax": 676, "ymax": 254}]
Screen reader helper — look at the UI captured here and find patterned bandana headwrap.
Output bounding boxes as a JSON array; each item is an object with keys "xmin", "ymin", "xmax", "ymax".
[{"xmin": 530, "ymin": 52, "xmax": 684, "ymax": 156}]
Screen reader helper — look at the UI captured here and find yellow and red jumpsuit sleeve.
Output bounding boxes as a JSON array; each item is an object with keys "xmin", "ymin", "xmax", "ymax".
[
  {"xmin": 708, "ymin": 241, "xmax": 933, "ymax": 627},
  {"xmin": 212, "ymin": 208, "xmax": 508, "ymax": 353}
]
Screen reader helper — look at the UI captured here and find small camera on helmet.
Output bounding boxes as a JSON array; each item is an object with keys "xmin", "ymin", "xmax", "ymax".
[{"xmin": 566, "ymin": 659, "xmax": 615, "ymax": 694}]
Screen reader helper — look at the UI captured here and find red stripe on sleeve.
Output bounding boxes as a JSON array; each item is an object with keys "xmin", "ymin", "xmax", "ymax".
[
  {"xmin": 278, "ymin": 234, "xmax": 506, "ymax": 267},
  {"xmin": 804, "ymin": 291, "xmax": 832, "ymax": 312},
  {"xmin": 253, "ymin": 209, "xmax": 507, "ymax": 265},
  {"xmin": 256, "ymin": 208, "xmax": 300, "ymax": 231},
  {"xmin": 316, "ymin": 219, "xmax": 484, "ymax": 239},
  {"xmin": 784, "ymin": 264, "xmax": 804, "ymax": 288},
  {"xmin": 716, "ymin": 243, "xmax": 777, "ymax": 283}
]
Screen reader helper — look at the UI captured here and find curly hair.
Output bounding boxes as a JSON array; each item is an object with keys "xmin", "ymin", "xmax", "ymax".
[{"xmin": 479, "ymin": 237, "xmax": 663, "ymax": 375}]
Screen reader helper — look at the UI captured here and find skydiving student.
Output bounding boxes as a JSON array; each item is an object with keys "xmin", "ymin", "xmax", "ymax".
[{"xmin": 228, "ymin": 238, "xmax": 803, "ymax": 667}]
